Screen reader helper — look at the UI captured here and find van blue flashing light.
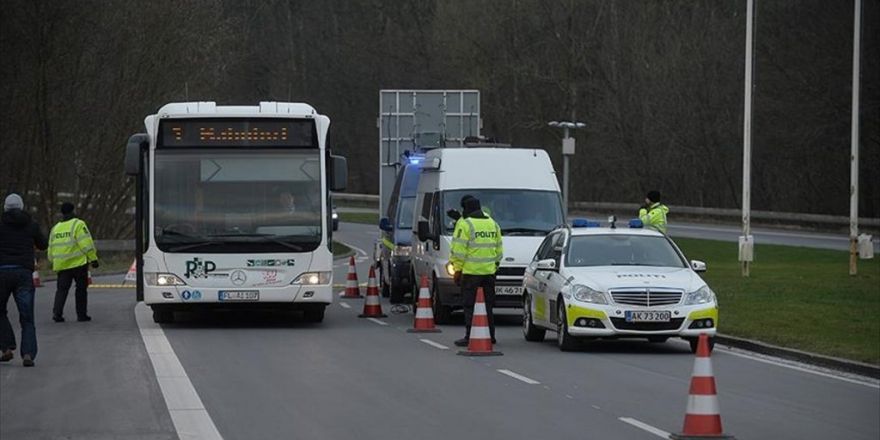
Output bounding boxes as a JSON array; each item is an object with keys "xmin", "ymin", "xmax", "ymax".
[
  {"xmin": 572, "ymin": 218, "xmax": 600, "ymax": 228},
  {"xmin": 409, "ymin": 158, "xmax": 421, "ymax": 165},
  {"xmin": 629, "ymin": 219, "xmax": 644, "ymax": 228}
]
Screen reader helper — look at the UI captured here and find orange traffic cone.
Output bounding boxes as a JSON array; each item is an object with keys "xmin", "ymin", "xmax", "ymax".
[
  {"xmin": 358, "ymin": 266, "xmax": 386, "ymax": 318},
  {"xmin": 123, "ymin": 259, "xmax": 137, "ymax": 285},
  {"xmin": 407, "ymin": 274, "xmax": 441, "ymax": 333},
  {"xmin": 671, "ymin": 333, "xmax": 736, "ymax": 439},
  {"xmin": 341, "ymin": 256, "xmax": 362, "ymax": 298},
  {"xmin": 32, "ymin": 259, "xmax": 42, "ymax": 288},
  {"xmin": 457, "ymin": 288, "xmax": 502, "ymax": 356}
]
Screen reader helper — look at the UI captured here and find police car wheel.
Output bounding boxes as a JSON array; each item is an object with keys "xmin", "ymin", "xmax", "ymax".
[
  {"xmin": 556, "ymin": 301, "xmax": 579, "ymax": 351},
  {"xmin": 152, "ymin": 307, "xmax": 174, "ymax": 324},
  {"xmin": 522, "ymin": 294, "xmax": 546, "ymax": 342}
]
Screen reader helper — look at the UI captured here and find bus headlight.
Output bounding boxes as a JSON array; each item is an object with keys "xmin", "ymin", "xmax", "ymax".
[
  {"xmin": 571, "ymin": 285, "xmax": 608, "ymax": 304},
  {"xmin": 685, "ymin": 286, "xmax": 716, "ymax": 305},
  {"xmin": 291, "ymin": 272, "xmax": 331, "ymax": 285},
  {"xmin": 145, "ymin": 273, "xmax": 186, "ymax": 286}
]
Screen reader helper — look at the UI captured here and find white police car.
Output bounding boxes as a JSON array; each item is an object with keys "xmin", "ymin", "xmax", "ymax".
[{"xmin": 522, "ymin": 218, "xmax": 718, "ymax": 352}]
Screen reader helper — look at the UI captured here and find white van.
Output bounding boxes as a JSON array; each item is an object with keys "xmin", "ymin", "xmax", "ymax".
[{"xmin": 411, "ymin": 147, "xmax": 564, "ymax": 323}]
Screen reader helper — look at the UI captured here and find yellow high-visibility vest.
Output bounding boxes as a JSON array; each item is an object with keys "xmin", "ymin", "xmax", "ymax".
[
  {"xmin": 639, "ymin": 203, "xmax": 669, "ymax": 234},
  {"xmin": 449, "ymin": 216, "xmax": 503, "ymax": 275},
  {"xmin": 48, "ymin": 218, "xmax": 98, "ymax": 272}
]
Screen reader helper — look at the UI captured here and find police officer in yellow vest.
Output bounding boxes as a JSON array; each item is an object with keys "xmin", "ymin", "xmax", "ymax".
[
  {"xmin": 639, "ymin": 190, "xmax": 669, "ymax": 234},
  {"xmin": 449, "ymin": 196, "xmax": 503, "ymax": 347},
  {"xmin": 48, "ymin": 203, "xmax": 99, "ymax": 322}
]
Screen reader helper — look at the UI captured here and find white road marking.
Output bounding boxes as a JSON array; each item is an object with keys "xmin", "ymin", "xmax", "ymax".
[
  {"xmin": 339, "ymin": 302, "xmax": 351, "ymax": 309},
  {"xmin": 419, "ymin": 339, "xmax": 449, "ymax": 350},
  {"xmin": 343, "ymin": 241, "xmax": 369, "ymax": 258},
  {"xmin": 717, "ymin": 347, "xmax": 880, "ymax": 389},
  {"xmin": 367, "ymin": 317, "xmax": 388, "ymax": 326},
  {"xmin": 497, "ymin": 369, "xmax": 540, "ymax": 385},
  {"xmin": 134, "ymin": 303, "xmax": 223, "ymax": 440},
  {"xmin": 619, "ymin": 417, "xmax": 670, "ymax": 438},
  {"xmin": 591, "ymin": 404, "xmax": 601, "ymax": 410}
]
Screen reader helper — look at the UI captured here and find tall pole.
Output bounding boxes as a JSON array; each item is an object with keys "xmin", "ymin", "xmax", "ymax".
[
  {"xmin": 850, "ymin": 0, "xmax": 862, "ymax": 275},
  {"xmin": 563, "ymin": 126, "xmax": 570, "ymax": 219},
  {"xmin": 741, "ymin": 0, "xmax": 755, "ymax": 277}
]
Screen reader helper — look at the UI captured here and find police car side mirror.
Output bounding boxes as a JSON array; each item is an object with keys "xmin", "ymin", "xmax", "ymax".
[
  {"xmin": 379, "ymin": 217, "xmax": 393, "ymax": 232},
  {"xmin": 417, "ymin": 220, "xmax": 430, "ymax": 242},
  {"xmin": 536, "ymin": 259, "xmax": 557, "ymax": 271},
  {"xmin": 691, "ymin": 260, "xmax": 707, "ymax": 273}
]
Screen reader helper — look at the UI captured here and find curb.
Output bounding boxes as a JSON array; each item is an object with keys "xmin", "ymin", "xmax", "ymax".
[{"xmin": 716, "ymin": 333, "xmax": 880, "ymax": 379}]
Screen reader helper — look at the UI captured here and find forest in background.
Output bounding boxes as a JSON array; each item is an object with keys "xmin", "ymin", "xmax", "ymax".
[{"xmin": 1, "ymin": 0, "xmax": 877, "ymax": 238}]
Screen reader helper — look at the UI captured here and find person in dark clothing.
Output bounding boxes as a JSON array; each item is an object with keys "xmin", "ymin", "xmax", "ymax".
[{"xmin": 0, "ymin": 193, "xmax": 49, "ymax": 367}]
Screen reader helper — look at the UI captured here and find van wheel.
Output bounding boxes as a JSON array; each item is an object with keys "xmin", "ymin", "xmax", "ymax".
[
  {"xmin": 556, "ymin": 301, "xmax": 579, "ymax": 351},
  {"xmin": 523, "ymin": 294, "xmax": 546, "ymax": 342},
  {"xmin": 389, "ymin": 280, "xmax": 404, "ymax": 304},
  {"xmin": 303, "ymin": 305, "xmax": 326, "ymax": 323},
  {"xmin": 432, "ymin": 278, "xmax": 452, "ymax": 324},
  {"xmin": 152, "ymin": 307, "xmax": 174, "ymax": 324}
]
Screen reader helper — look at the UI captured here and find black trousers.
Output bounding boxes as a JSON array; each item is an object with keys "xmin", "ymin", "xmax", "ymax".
[
  {"xmin": 461, "ymin": 274, "xmax": 496, "ymax": 339},
  {"xmin": 53, "ymin": 264, "xmax": 89, "ymax": 319}
]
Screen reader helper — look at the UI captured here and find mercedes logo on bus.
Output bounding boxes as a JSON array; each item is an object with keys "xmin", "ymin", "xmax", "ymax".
[{"xmin": 230, "ymin": 270, "xmax": 247, "ymax": 286}]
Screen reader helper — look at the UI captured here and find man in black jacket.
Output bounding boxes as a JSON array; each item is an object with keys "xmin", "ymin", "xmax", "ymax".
[{"xmin": 0, "ymin": 193, "xmax": 48, "ymax": 367}]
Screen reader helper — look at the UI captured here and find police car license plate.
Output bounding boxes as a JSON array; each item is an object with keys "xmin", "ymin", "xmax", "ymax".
[
  {"xmin": 625, "ymin": 311, "xmax": 671, "ymax": 322},
  {"xmin": 495, "ymin": 286, "xmax": 523, "ymax": 295},
  {"xmin": 219, "ymin": 290, "xmax": 260, "ymax": 301}
]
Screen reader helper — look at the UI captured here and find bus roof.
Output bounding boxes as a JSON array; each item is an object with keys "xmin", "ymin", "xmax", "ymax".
[{"xmin": 155, "ymin": 102, "xmax": 318, "ymax": 118}]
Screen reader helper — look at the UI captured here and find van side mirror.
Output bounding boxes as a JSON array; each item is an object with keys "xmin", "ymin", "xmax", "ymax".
[
  {"xmin": 379, "ymin": 217, "xmax": 393, "ymax": 232},
  {"xmin": 691, "ymin": 260, "xmax": 707, "ymax": 273},
  {"xmin": 417, "ymin": 220, "xmax": 430, "ymax": 242},
  {"xmin": 329, "ymin": 154, "xmax": 348, "ymax": 191},
  {"xmin": 536, "ymin": 259, "xmax": 557, "ymax": 271},
  {"xmin": 124, "ymin": 133, "xmax": 149, "ymax": 176}
]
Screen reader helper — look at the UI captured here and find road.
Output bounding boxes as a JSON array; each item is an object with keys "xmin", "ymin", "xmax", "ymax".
[{"xmin": 2, "ymin": 222, "xmax": 878, "ymax": 440}]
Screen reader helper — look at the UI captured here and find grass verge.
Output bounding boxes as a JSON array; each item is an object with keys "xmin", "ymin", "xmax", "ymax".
[
  {"xmin": 338, "ymin": 212, "xmax": 379, "ymax": 225},
  {"xmin": 675, "ymin": 237, "xmax": 880, "ymax": 365}
]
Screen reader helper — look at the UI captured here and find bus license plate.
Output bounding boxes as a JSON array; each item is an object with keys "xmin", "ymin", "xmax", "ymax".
[
  {"xmin": 495, "ymin": 286, "xmax": 523, "ymax": 295},
  {"xmin": 625, "ymin": 311, "xmax": 671, "ymax": 322},
  {"xmin": 219, "ymin": 290, "xmax": 260, "ymax": 301}
]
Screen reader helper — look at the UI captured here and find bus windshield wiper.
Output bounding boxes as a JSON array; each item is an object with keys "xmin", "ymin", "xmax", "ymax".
[
  {"xmin": 207, "ymin": 233, "xmax": 306, "ymax": 252},
  {"xmin": 159, "ymin": 231, "xmax": 219, "ymax": 252},
  {"xmin": 166, "ymin": 241, "xmax": 219, "ymax": 252},
  {"xmin": 503, "ymin": 227, "xmax": 550, "ymax": 236}
]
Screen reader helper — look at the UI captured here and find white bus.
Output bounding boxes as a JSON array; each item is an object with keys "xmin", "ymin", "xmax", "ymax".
[{"xmin": 124, "ymin": 102, "xmax": 347, "ymax": 323}]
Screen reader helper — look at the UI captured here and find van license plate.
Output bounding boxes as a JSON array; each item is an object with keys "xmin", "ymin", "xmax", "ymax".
[
  {"xmin": 625, "ymin": 311, "xmax": 671, "ymax": 322},
  {"xmin": 495, "ymin": 286, "xmax": 523, "ymax": 295},
  {"xmin": 219, "ymin": 290, "xmax": 260, "ymax": 301}
]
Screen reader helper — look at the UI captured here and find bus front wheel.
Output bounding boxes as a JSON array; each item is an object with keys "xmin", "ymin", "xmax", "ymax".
[{"xmin": 152, "ymin": 306, "xmax": 174, "ymax": 324}]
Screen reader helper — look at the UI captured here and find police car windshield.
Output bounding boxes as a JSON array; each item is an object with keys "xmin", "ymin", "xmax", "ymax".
[
  {"xmin": 442, "ymin": 189, "xmax": 563, "ymax": 235},
  {"xmin": 565, "ymin": 235, "xmax": 687, "ymax": 268},
  {"xmin": 153, "ymin": 149, "xmax": 323, "ymax": 253}
]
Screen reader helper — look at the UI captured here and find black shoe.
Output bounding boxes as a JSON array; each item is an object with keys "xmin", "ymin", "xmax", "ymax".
[
  {"xmin": 77, "ymin": 316, "xmax": 92, "ymax": 322},
  {"xmin": 0, "ymin": 350, "xmax": 12, "ymax": 362},
  {"xmin": 53, "ymin": 316, "xmax": 65, "ymax": 322},
  {"xmin": 492, "ymin": 338, "xmax": 497, "ymax": 345},
  {"xmin": 22, "ymin": 354, "xmax": 34, "ymax": 367},
  {"xmin": 454, "ymin": 338, "xmax": 469, "ymax": 347}
]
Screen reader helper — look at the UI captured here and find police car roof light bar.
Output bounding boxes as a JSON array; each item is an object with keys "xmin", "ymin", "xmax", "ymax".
[{"xmin": 628, "ymin": 219, "xmax": 644, "ymax": 228}]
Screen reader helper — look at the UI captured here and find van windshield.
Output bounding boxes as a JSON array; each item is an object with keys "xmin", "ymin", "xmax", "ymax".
[{"xmin": 441, "ymin": 189, "xmax": 563, "ymax": 236}]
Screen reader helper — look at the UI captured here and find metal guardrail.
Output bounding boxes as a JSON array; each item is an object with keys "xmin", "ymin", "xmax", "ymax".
[
  {"xmin": 332, "ymin": 193, "xmax": 880, "ymax": 227},
  {"xmin": 94, "ymin": 240, "xmax": 135, "ymax": 251}
]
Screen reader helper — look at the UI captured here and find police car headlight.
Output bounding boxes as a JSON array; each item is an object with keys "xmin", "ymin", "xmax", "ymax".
[
  {"xmin": 291, "ymin": 271, "xmax": 331, "ymax": 285},
  {"xmin": 572, "ymin": 285, "xmax": 608, "ymax": 304},
  {"xmin": 392, "ymin": 245, "xmax": 411, "ymax": 257},
  {"xmin": 145, "ymin": 273, "xmax": 186, "ymax": 286},
  {"xmin": 685, "ymin": 285, "xmax": 716, "ymax": 305},
  {"xmin": 332, "ymin": 212, "xmax": 339, "ymax": 220}
]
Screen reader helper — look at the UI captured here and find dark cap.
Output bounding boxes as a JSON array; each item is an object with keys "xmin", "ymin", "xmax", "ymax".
[
  {"xmin": 647, "ymin": 191, "xmax": 661, "ymax": 203},
  {"xmin": 61, "ymin": 202, "xmax": 75, "ymax": 215},
  {"xmin": 462, "ymin": 197, "xmax": 481, "ymax": 214},
  {"xmin": 460, "ymin": 194, "xmax": 475, "ymax": 209}
]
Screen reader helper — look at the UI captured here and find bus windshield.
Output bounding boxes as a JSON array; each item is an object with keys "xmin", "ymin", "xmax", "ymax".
[
  {"xmin": 441, "ymin": 189, "xmax": 563, "ymax": 236},
  {"xmin": 154, "ymin": 149, "xmax": 323, "ymax": 253}
]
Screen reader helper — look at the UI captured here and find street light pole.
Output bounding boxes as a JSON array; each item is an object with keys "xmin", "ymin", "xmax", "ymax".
[
  {"xmin": 548, "ymin": 121, "xmax": 585, "ymax": 220},
  {"xmin": 849, "ymin": 0, "xmax": 862, "ymax": 275},
  {"xmin": 740, "ymin": 0, "xmax": 756, "ymax": 277}
]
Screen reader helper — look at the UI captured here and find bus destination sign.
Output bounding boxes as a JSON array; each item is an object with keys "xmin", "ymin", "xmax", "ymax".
[{"xmin": 159, "ymin": 119, "xmax": 315, "ymax": 148}]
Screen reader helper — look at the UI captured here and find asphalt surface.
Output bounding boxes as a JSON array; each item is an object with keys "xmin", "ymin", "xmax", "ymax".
[{"xmin": 1, "ymin": 221, "xmax": 878, "ymax": 440}]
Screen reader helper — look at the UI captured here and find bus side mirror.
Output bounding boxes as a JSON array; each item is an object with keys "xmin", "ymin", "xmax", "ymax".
[
  {"xmin": 417, "ymin": 220, "xmax": 430, "ymax": 242},
  {"xmin": 124, "ymin": 133, "xmax": 149, "ymax": 176},
  {"xmin": 330, "ymin": 154, "xmax": 348, "ymax": 192}
]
